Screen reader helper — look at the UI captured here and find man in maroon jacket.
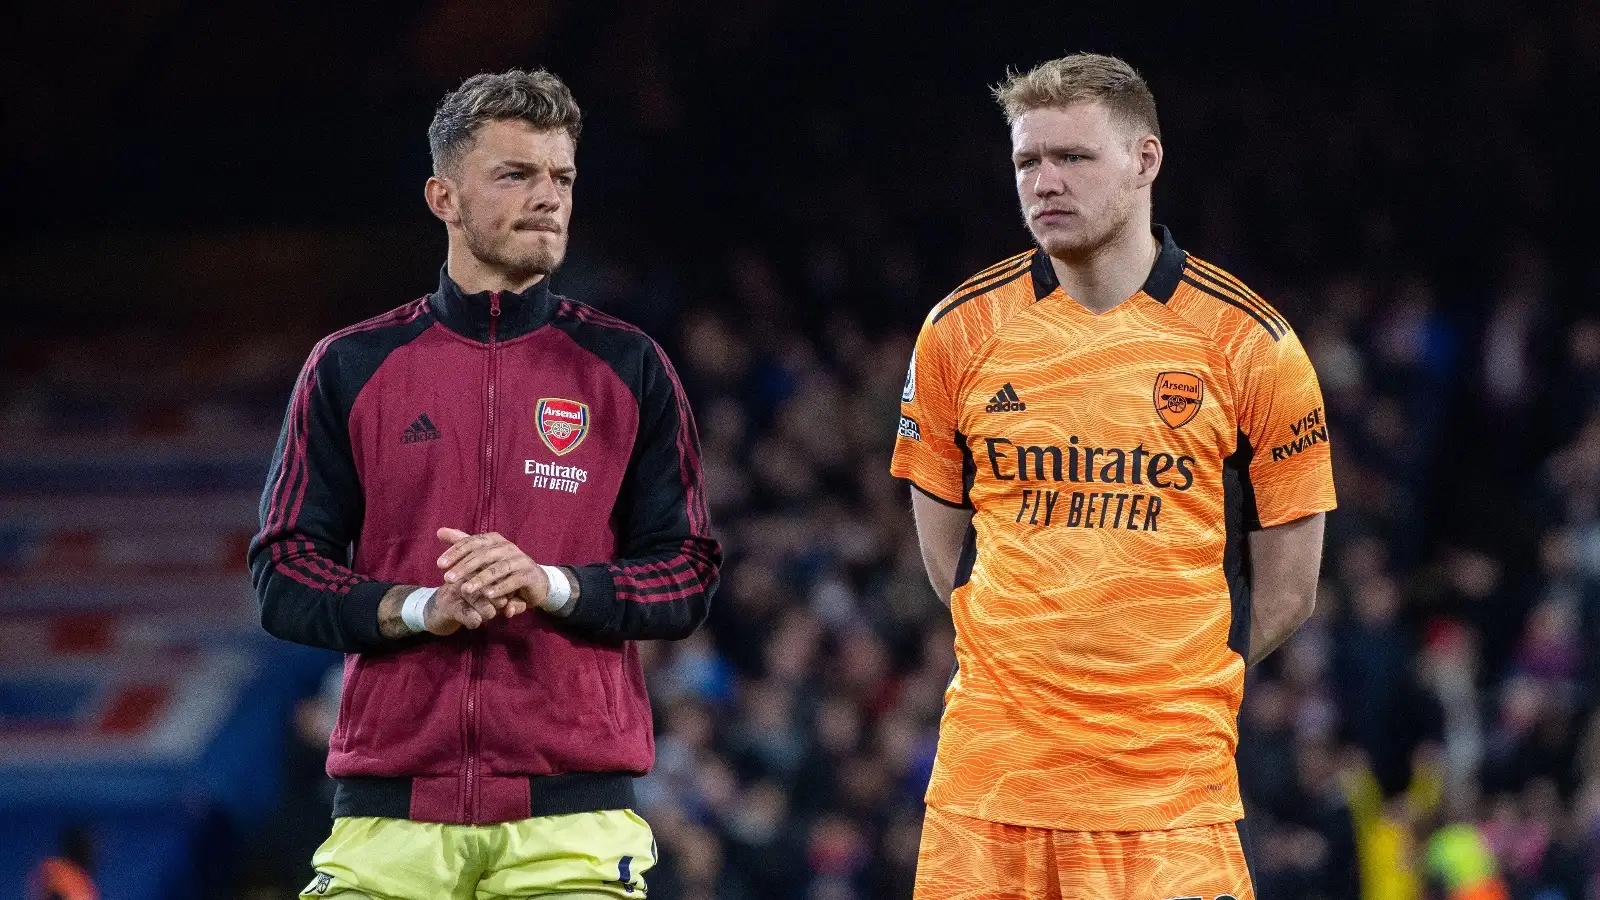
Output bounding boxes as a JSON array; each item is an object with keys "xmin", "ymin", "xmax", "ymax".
[{"xmin": 249, "ymin": 68, "xmax": 720, "ymax": 899}]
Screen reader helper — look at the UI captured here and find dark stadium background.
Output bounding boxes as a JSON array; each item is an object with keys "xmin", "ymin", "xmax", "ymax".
[{"xmin": 3, "ymin": 1, "xmax": 1599, "ymax": 898}]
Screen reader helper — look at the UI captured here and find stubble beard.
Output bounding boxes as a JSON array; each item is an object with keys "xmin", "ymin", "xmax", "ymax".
[
  {"xmin": 461, "ymin": 210, "xmax": 565, "ymax": 284},
  {"xmin": 1029, "ymin": 194, "xmax": 1139, "ymax": 263}
]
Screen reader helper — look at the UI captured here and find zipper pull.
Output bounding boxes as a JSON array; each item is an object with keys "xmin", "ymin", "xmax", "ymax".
[{"xmin": 489, "ymin": 291, "xmax": 501, "ymax": 318}]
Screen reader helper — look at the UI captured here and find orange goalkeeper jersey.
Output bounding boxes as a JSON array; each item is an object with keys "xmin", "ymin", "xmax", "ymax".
[{"xmin": 891, "ymin": 226, "xmax": 1336, "ymax": 832}]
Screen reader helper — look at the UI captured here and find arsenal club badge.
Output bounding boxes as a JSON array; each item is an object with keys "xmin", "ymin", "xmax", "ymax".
[
  {"xmin": 1153, "ymin": 372, "xmax": 1203, "ymax": 429},
  {"xmin": 537, "ymin": 398, "xmax": 590, "ymax": 455}
]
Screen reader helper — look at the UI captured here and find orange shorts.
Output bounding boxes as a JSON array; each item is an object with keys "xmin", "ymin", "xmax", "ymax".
[{"xmin": 914, "ymin": 805, "xmax": 1256, "ymax": 900}]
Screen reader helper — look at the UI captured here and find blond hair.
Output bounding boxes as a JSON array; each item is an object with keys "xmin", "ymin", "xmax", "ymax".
[
  {"xmin": 428, "ymin": 68, "xmax": 582, "ymax": 175},
  {"xmin": 993, "ymin": 53, "xmax": 1160, "ymax": 141}
]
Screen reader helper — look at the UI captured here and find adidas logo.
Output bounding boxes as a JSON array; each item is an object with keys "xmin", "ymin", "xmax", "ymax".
[
  {"xmin": 401, "ymin": 413, "xmax": 442, "ymax": 444},
  {"xmin": 985, "ymin": 383, "xmax": 1027, "ymax": 413}
]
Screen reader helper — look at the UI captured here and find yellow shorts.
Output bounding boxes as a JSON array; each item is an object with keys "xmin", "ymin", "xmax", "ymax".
[{"xmin": 300, "ymin": 809, "xmax": 656, "ymax": 900}]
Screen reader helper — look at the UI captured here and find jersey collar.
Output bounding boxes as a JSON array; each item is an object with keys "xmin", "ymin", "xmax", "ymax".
[
  {"xmin": 430, "ymin": 266, "xmax": 560, "ymax": 343},
  {"xmin": 1029, "ymin": 224, "xmax": 1188, "ymax": 304}
]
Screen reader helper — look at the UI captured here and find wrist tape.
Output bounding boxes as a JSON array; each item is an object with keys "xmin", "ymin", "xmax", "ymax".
[
  {"xmin": 401, "ymin": 587, "xmax": 436, "ymax": 633},
  {"xmin": 539, "ymin": 565, "xmax": 572, "ymax": 613}
]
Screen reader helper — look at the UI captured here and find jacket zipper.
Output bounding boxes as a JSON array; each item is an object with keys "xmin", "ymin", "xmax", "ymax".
[
  {"xmin": 465, "ymin": 290, "xmax": 501, "ymax": 824},
  {"xmin": 486, "ymin": 291, "xmax": 501, "ymax": 528}
]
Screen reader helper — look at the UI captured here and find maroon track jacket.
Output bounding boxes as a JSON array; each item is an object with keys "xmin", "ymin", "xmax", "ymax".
[{"xmin": 249, "ymin": 270, "xmax": 720, "ymax": 824}]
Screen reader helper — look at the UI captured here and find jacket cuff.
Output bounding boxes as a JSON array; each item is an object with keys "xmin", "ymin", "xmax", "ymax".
[
  {"xmin": 562, "ymin": 564, "xmax": 619, "ymax": 635},
  {"xmin": 340, "ymin": 580, "xmax": 394, "ymax": 651}
]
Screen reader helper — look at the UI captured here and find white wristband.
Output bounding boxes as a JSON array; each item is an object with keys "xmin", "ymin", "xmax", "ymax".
[
  {"xmin": 539, "ymin": 565, "xmax": 572, "ymax": 613},
  {"xmin": 401, "ymin": 587, "xmax": 436, "ymax": 633}
]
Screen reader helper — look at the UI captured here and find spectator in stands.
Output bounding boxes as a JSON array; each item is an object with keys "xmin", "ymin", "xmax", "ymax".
[{"xmin": 26, "ymin": 829, "xmax": 98, "ymax": 900}]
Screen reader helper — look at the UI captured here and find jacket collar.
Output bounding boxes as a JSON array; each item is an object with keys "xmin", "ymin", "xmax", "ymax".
[{"xmin": 430, "ymin": 267, "xmax": 560, "ymax": 343}]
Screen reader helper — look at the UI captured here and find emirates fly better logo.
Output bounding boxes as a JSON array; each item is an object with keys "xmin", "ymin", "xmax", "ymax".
[{"xmin": 537, "ymin": 398, "xmax": 590, "ymax": 455}]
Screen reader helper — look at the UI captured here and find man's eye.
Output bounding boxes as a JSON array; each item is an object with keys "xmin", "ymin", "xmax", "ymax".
[
  {"xmin": 1066, "ymin": 155, "xmax": 1086, "ymax": 163},
  {"xmin": 556, "ymin": 175, "xmax": 574, "ymax": 187},
  {"xmin": 1017, "ymin": 159, "xmax": 1038, "ymax": 171},
  {"xmin": 502, "ymin": 172, "xmax": 525, "ymax": 181}
]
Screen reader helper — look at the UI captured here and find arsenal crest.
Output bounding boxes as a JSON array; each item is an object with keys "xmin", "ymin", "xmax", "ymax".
[
  {"xmin": 1153, "ymin": 372, "xmax": 1204, "ymax": 429},
  {"xmin": 537, "ymin": 398, "xmax": 590, "ymax": 456}
]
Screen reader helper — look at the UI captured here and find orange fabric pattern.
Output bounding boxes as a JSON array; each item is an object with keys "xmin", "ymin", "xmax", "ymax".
[
  {"xmin": 913, "ymin": 805, "xmax": 1256, "ymax": 900},
  {"xmin": 891, "ymin": 231, "xmax": 1335, "ymax": 832}
]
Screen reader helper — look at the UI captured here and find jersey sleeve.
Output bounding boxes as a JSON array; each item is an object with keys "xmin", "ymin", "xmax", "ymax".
[
  {"xmin": 890, "ymin": 308, "xmax": 970, "ymax": 506},
  {"xmin": 563, "ymin": 338, "xmax": 721, "ymax": 642},
  {"xmin": 249, "ymin": 341, "xmax": 398, "ymax": 653},
  {"xmin": 1237, "ymin": 328, "xmax": 1337, "ymax": 527}
]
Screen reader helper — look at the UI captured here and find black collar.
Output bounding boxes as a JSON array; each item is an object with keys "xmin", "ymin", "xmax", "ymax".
[
  {"xmin": 1029, "ymin": 224, "xmax": 1188, "ymax": 304},
  {"xmin": 429, "ymin": 267, "xmax": 560, "ymax": 343}
]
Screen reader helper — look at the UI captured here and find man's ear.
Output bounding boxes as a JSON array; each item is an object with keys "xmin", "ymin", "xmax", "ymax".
[
  {"xmin": 425, "ymin": 174, "xmax": 459, "ymax": 225},
  {"xmin": 1134, "ymin": 135, "xmax": 1163, "ymax": 188}
]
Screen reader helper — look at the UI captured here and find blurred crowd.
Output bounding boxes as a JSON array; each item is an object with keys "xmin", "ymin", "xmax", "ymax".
[{"xmin": 7, "ymin": 1, "xmax": 1600, "ymax": 899}]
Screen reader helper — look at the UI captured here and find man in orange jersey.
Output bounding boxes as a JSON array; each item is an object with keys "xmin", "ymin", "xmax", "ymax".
[{"xmin": 891, "ymin": 53, "xmax": 1335, "ymax": 900}]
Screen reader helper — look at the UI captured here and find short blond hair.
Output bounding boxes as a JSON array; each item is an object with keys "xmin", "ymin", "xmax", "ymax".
[
  {"xmin": 993, "ymin": 53, "xmax": 1160, "ymax": 141},
  {"xmin": 429, "ymin": 69, "xmax": 582, "ymax": 175}
]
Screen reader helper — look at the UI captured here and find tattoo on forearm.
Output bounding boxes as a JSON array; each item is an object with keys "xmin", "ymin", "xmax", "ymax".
[{"xmin": 377, "ymin": 584, "xmax": 419, "ymax": 639}]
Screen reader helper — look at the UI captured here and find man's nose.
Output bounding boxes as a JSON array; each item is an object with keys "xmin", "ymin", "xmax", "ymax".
[
  {"xmin": 1031, "ymin": 162, "xmax": 1065, "ymax": 197},
  {"xmin": 528, "ymin": 174, "xmax": 562, "ymax": 210}
]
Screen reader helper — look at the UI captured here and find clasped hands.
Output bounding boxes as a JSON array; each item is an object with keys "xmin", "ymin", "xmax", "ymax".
[{"xmin": 417, "ymin": 527, "xmax": 553, "ymax": 635}]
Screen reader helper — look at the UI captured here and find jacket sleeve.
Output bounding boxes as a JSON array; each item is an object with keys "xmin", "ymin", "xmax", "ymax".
[
  {"xmin": 248, "ymin": 342, "xmax": 396, "ymax": 653},
  {"xmin": 560, "ymin": 340, "xmax": 721, "ymax": 642}
]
